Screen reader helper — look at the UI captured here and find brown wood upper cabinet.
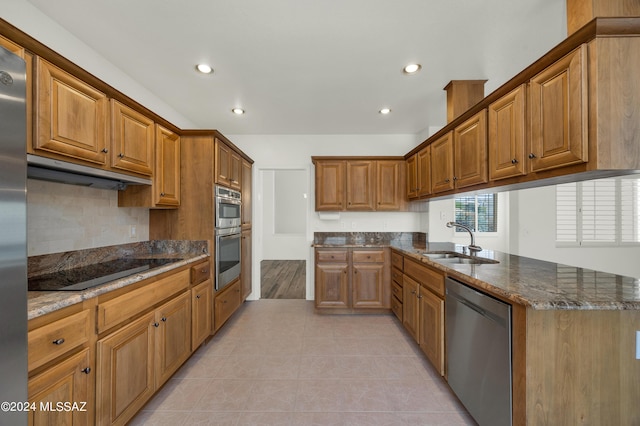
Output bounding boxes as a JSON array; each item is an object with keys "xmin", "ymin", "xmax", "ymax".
[
  {"xmin": 215, "ymin": 138, "xmax": 242, "ymax": 190},
  {"xmin": 489, "ymin": 84, "xmax": 526, "ymax": 181},
  {"xmin": 346, "ymin": 160, "xmax": 376, "ymax": 210},
  {"xmin": 313, "ymin": 157, "xmax": 405, "ymax": 211},
  {"xmin": 454, "ymin": 110, "xmax": 488, "ymax": 189},
  {"xmin": 430, "ymin": 132, "xmax": 454, "ymax": 194},
  {"xmin": 406, "ymin": 146, "xmax": 431, "ymax": 199},
  {"xmin": 529, "ymin": 45, "xmax": 588, "ymax": 172},
  {"xmin": 34, "ymin": 57, "xmax": 109, "ymax": 166},
  {"xmin": 110, "ymin": 100, "xmax": 154, "ymax": 176}
]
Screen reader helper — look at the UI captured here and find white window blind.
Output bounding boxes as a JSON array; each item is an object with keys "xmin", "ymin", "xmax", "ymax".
[{"xmin": 556, "ymin": 177, "xmax": 640, "ymax": 246}]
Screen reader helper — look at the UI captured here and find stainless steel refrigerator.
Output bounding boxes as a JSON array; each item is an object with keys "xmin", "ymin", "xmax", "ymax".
[{"xmin": 0, "ymin": 45, "xmax": 28, "ymax": 424}]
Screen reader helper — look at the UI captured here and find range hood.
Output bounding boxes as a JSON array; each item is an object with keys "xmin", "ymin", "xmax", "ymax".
[{"xmin": 27, "ymin": 154, "xmax": 152, "ymax": 190}]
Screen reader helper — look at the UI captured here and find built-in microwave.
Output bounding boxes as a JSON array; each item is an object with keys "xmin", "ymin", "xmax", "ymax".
[{"xmin": 215, "ymin": 185, "xmax": 241, "ymax": 229}]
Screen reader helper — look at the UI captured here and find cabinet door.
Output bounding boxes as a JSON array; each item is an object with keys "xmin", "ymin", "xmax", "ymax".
[
  {"xmin": 215, "ymin": 138, "xmax": 231, "ymax": 186},
  {"xmin": 154, "ymin": 125, "xmax": 180, "ymax": 207},
  {"xmin": 241, "ymin": 159, "xmax": 252, "ymax": 229},
  {"xmin": 530, "ymin": 45, "xmax": 588, "ymax": 172},
  {"xmin": 241, "ymin": 229, "xmax": 252, "ymax": 300},
  {"xmin": 96, "ymin": 311, "xmax": 155, "ymax": 426},
  {"xmin": 191, "ymin": 280, "xmax": 212, "ymax": 351},
  {"xmin": 406, "ymin": 155, "xmax": 418, "ymax": 199},
  {"xmin": 214, "ymin": 279, "xmax": 242, "ymax": 331},
  {"xmin": 35, "ymin": 57, "xmax": 108, "ymax": 165},
  {"xmin": 352, "ymin": 263, "xmax": 386, "ymax": 308},
  {"xmin": 402, "ymin": 275, "xmax": 419, "ymax": 342},
  {"xmin": 430, "ymin": 132, "xmax": 455, "ymax": 193},
  {"xmin": 229, "ymin": 151, "xmax": 242, "ymax": 190},
  {"xmin": 418, "ymin": 286, "xmax": 445, "ymax": 376},
  {"xmin": 489, "ymin": 85, "xmax": 526, "ymax": 181},
  {"xmin": 315, "ymin": 160, "xmax": 346, "ymax": 210},
  {"xmin": 416, "ymin": 146, "xmax": 431, "ymax": 197},
  {"xmin": 155, "ymin": 291, "xmax": 191, "ymax": 388},
  {"xmin": 28, "ymin": 349, "xmax": 92, "ymax": 426},
  {"xmin": 346, "ymin": 160, "xmax": 375, "ymax": 210},
  {"xmin": 376, "ymin": 160, "xmax": 405, "ymax": 210},
  {"xmin": 110, "ymin": 100, "xmax": 154, "ymax": 176},
  {"xmin": 315, "ymin": 263, "xmax": 349, "ymax": 308},
  {"xmin": 454, "ymin": 110, "xmax": 488, "ymax": 189}
]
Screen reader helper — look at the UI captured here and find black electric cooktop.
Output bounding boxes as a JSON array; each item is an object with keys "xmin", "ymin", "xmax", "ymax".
[{"xmin": 28, "ymin": 258, "xmax": 183, "ymax": 291}]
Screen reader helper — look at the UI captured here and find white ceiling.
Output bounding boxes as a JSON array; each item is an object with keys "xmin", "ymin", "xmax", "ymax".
[{"xmin": 25, "ymin": 0, "xmax": 566, "ymax": 135}]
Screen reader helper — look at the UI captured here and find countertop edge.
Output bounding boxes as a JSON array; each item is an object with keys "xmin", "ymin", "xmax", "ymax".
[{"xmin": 28, "ymin": 254, "xmax": 209, "ymax": 320}]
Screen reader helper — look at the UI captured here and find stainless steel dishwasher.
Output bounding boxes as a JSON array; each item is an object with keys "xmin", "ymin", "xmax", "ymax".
[{"xmin": 445, "ymin": 277, "xmax": 512, "ymax": 426}]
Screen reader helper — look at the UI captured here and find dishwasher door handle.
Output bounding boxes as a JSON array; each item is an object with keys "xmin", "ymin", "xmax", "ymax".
[{"xmin": 448, "ymin": 290, "xmax": 509, "ymax": 327}]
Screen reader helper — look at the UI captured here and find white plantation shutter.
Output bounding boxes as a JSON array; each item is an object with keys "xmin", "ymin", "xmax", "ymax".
[
  {"xmin": 556, "ymin": 182, "xmax": 577, "ymax": 243},
  {"xmin": 556, "ymin": 177, "xmax": 640, "ymax": 246},
  {"xmin": 581, "ymin": 179, "xmax": 616, "ymax": 243},
  {"xmin": 621, "ymin": 178, "xmax": 640, "ymax": 243}
]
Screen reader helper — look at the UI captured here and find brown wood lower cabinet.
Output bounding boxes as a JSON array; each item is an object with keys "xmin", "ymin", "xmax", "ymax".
[
  {"xmin": 28, "ymin": 348, "xmax": 92, "ymax": 426},
  {"xmin": 401, "ymin": 257, "xmax": 445, "ymax": 376},
  {"xmin": 96, "ymin": 291, "xmax": 191, "ymax": 426},
  {"xmin": 214, "ymin": 278, "xmax": 242, "ymax": 331},
  {"xmin": 314, "ymin": 248, "xmax": 390, "ymax": 312},
  {"xmin": 191, "ymin": 279, "xmax": 212, "ymax": 351}
]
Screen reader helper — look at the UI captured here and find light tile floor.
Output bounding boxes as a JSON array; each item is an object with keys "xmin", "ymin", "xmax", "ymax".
[{"xmin": 130, "ymin": 299, "xmax": 476, "ymax": 425}]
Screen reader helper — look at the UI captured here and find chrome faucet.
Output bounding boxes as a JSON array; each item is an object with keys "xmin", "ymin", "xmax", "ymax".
[{"xmin": 446, "ymin": 222, "xmax": 482, "ymax": 253}]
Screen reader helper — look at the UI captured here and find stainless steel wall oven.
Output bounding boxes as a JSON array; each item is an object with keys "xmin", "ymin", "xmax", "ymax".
[{"xmin": 215, "ymin": 185, "xmax": 241, "ymax": 291}]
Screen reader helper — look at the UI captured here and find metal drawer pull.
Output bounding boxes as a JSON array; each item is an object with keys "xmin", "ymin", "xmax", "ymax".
[
  {"xmin": 153, "ymin": 322, "xmax": 160, "ymax": 327},
  {"xmin": 161, "ymin": 317, "xmax": 167, "ymax": 322},
  {"xmin": 81, "ymin": 367, "xmax": 91, "ymax": 374},
  {"xmin": 196, "ymin": 295, "xmax": 201, "ymax": 299},
  {"xmin": 52, "ymin": 338, "xmax": 65, "ymax": 345}
]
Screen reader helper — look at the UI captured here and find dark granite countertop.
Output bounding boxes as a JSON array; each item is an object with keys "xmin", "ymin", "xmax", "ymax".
[
  {"xmin": 28, "ymin": 240, "xmax": 210, "ymax": 320},
  {"xmin": 313, "ymin": 232, "xmax": 640, "ymax": 310}
]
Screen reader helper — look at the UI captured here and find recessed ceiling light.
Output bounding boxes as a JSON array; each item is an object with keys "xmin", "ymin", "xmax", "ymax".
[
  {"xmin": 232, "ymin": 108, "xmax": 245, "ymax": 115},
  {"xmin": 379, "ymin": 108, "xmax": 391, "ymax": 115},
  {"xmin": 403, "ymin": 63, "xmax": 422, "ymax": 74},
  {"xmin": 196, "ymin": 64, "xmax": 213, "ymax": 74}
]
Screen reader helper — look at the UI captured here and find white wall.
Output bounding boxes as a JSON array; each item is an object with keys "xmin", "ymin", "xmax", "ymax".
[{"xmin": 509, "ymin": 185, "xmax": 640, "ymax": 279}]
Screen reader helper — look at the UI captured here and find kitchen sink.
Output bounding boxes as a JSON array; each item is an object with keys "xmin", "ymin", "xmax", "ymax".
[{"xmin": 423, "ymin": 252, "xmax": 498, "ymax": 265}]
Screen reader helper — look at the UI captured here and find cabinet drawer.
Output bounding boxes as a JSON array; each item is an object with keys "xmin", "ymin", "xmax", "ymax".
[
  {"xmin": 391, "ymin": 280, "xmax": 403, "ymax": 302},
  {"xmin": 28, "ymin": 309, "xmax": 90, "ymax": 372},
  {"xmin": 97, "ymin": 269, "xmax": 190, "ymax": 333},
  {"xmin": 214, "ymin": 279, "xmax": 242, "ymax": 330},
  {"xmin": 391, "ymin": 296, "xmax": 403, "ymax": 321},
  {"xmin": 404, "ymin": 258, "xmax": 445, "ymax": 297},
  {"xmin": 316, "ymin": 250, "xmax": 348, "ymax": 263},
  {"xmin": 391, "ymin": 267, "xmax": 403, "ymax": 286},
  {"xmin": 391, "ymin": 251, "xmax": 404, "ymax": 270},
  {"xmin": 352, "ymin": 250, "xmax": 384, "ymax": 263},
  {"xmin": 190, "ymin": 260, "xmax": 211, "ymax": 285}
]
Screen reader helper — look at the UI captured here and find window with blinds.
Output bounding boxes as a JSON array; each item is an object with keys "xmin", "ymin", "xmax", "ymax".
[
  {"xmin": 454, "ymin": 194, "xmax": 497, "ymax": 233},
  {"xmin": 556, "ymin": 177, "xmax": 640, "ymax": 246}
]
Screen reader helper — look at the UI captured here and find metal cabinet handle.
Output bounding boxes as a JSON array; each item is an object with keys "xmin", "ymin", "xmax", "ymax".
[
  {"xmin": 161, "ymin": 317, "xmax": 167, "ymax": 322},
  {"xmin": 118, "ymin": 153, "xmax": 125, "ymax": 158},
  {"xmin": 196, "ymin": 295, "xmax": 201, "ymax": 299},
  {"xmin": 528, "ymin": 153, "xmax": 537, "ymax": 159},
  {"xmin": 511, "ymin": 158, "xmax": 519, "ymax": 164},
  {"xmin": 81, "ymin": 367, "xmax": 91, "ymax": 374},
  {"xmin": 411, "ymin": 290, "xmax": 416, "ymax": 295},
  {"xmin": 453, "ymin": 176, "xmax": 458, "ymax": 181},
  {"xmin": 417, "ymin": 294, "xmax": 423, "ymax": 299},
  {"xmin": 160, "ymin": 192, "xmax": 166, "ymax": 197},
  {"xmin": 153, "ymin": 322, "xmax": 160, "ymax": 327},
  {"xmin": 52, "ymin": 338, "xmax": 65, "ymax": 345},
  {"xmin": 101, "ymin": 148, "xmax": 108, "ymax": 153},
  {"xmin": 444, "ymin": 178, "xmax": 450, "ymax": 183}
]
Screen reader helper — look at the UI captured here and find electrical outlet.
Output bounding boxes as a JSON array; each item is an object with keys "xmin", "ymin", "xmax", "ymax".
[
  {"xmin": 129, "ymin": 225, "xmax": 136, "ymax": 239},
  {"xmin": 351, "ymin": 221, "xmax": 356, "ymax": 229},
  {"xmin": 440, "ymin": 211, "xmax": 446, "ymax": 220}
]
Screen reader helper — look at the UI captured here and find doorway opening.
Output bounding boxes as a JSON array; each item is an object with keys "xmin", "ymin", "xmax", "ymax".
[{"xmin": 259, "ymin": 169, "xmax": 309, "ymax": 299}]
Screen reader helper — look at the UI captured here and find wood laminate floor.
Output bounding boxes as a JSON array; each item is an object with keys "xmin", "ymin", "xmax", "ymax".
[
  {"xmin": 130, "ymin": 299, "xmax": 476, "ymax": 425},
  {"xmin": 261, "ymin": 260, "xmax": 306, "ymax": 299}
]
